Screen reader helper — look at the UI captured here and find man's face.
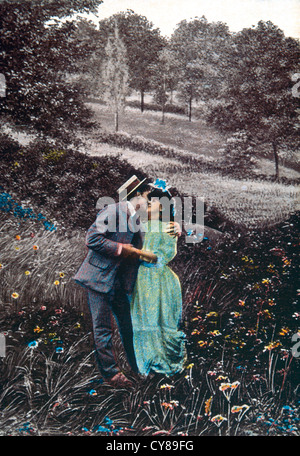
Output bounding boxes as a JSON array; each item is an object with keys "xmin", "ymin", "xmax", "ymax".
[{"xmin": 131, "ymin": 190, "xmax": 150, "ymax": 217}]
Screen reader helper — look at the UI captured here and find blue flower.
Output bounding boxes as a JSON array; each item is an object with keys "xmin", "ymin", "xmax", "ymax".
[
  {"xmin": 153, "ymin": 178, "xmax": 168, "ymax": 191},
  {"xmin": 55, "ymin": 347, "xmax": 64, "ymax": 353},
  {"xmin": 28, "ymin": 340, "xmax": 38, "ymax": 348}
]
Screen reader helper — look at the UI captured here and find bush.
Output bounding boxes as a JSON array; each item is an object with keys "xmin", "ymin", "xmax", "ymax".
[{"xmin": 0, "ymin": 132, "xmax": 146, "ymax": 230}]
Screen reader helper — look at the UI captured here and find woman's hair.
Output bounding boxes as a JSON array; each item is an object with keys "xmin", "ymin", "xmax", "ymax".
[{"xmin": 147, "ymin": 187, "xmax": 175, "ymax": 222}]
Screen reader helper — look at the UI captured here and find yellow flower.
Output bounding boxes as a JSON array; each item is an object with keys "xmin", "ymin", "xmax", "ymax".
[
  {"xmin": 24, "ymin": 270, "xmax": 31, "ymax": 276},
  {"xmin": 219, "ymin": 383, "xmax": 231, "ymax": 391},
  {"xmin": 160, "ymin": 383, "xmax": 174, "ymax": 390},
  {"xmin": 208, "ymin": 330, "xmax": 221, "ymax": 336},
  {"xmin": 263, "ymin": 341, "xmax": 282, "ymax": 351},
  {"xmin": 216, "ymin": 375, "xmax": 228, "ymax": 382},
  {"xmin": 54, "ymin": 280, "xmax": 60, "ymax": 286},
  {"xmin": 59, "ymin": 272, "xmax": 65, "ymax": 278},
  {"xmin": 34, "ymin": 326, "xmax": 44, "ymax": 333},
  {"xmin": 238, "ymin": 300, "xmax": 245, "ymax": 307},
  {"xmin": 279, "ymin": 327, "xmax": 290, "ymax": 336},
  {"xmin": 15, "ymin": 246, "xmax": 20, "ymax": 251},
  {"xmin": 262, "ymin": 278, "xmax": 271, "ymax": 284},
  {"xmin": 186, "ymin": 363, "xmax": 194, "ymax": 369},
  {"xmin": 11, "ymin": 292, "xmax": 19, "ymax": 299},
  {"xmin": 206, "ymin": 312, "xmax": 218, "ymax": 318},
  {"xmin": 198, "ymin": 340, "xmax": 207, "ymax": 347},
  {"xmin": 0, "ymin": 264, "xmax": 3, "ymax": 269}
]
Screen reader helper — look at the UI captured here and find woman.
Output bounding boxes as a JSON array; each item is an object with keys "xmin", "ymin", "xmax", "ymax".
[{"xmin": 129, "ymin": 186, "xmax": 186, "ymax": 377}]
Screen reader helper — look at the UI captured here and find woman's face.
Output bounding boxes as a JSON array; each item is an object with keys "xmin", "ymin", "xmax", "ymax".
[{"xmin": 147, "ymin": 197, "xmax": 161, "ymax": 219}]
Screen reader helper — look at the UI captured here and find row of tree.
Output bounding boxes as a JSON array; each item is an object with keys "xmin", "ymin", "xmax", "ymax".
[
  {"xmin": 1, "ymin": 2, "xmax": 299, "ymax": 179},
  {"xmin": 88, "ymin": 11, "xmax": 299, "ymax": 179}
]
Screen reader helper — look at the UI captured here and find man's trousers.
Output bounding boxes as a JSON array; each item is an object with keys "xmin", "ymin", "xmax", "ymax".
[{"xmin": 86, "ymin": 284, "xmax": 138, "ymax": 379}]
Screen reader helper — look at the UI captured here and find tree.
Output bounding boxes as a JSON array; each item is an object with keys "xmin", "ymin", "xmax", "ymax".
[
  {"xmin": 98, "ymin": 10, "xmax": 166, "ymax": 112},
  {"xmin": 0, "ymin": 0, "xmax": 103, "ymax": 138},
  {"xmin": 150, "ymin": 48, "xmax": 180, "ymax": 123},
  {"xmin": 101, "ymin": 27, "xmax": 129, "ymax": 132},
  {"xmin": 170, "ymin": 16, "xmax": 232, "ymax": 121},
  {"xmin": 206, "ymin": 21, "xmax": 300, "ymax": 180}
]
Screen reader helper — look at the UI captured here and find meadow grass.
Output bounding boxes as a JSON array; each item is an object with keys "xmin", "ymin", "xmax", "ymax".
[{"xmin": 0, "ymin": 209, "xmax": 299, "ymax": 436}]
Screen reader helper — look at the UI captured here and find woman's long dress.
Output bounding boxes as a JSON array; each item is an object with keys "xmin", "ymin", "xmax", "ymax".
[{"xmin": 130, "ymin": 220, "xmax": 186, "ymax": 376}]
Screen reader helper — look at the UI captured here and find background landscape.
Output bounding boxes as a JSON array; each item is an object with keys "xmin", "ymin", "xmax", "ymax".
[{"xmin": 0, "ymin": 0, "xmax": 299, "ymax": 436}]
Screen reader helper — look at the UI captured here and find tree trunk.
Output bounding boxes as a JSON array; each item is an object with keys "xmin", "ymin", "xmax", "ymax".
[
  {"xmin": 272, "ymin": 141, "xmax": 279, "ymax": 181},
  {"xmin": 188, "ymin": 97, "xmax": 192, "ymax": 122},
  {"xmin": 161, "ymin": 103, "xmax": 165, "ymax": 124},
  {"xmin": 140, "ymin": 89, "xmax": 144, "ymax": 113},
  {"xmin": 115, "ymin": 110, "xmax": 119, "ymax": 132}
]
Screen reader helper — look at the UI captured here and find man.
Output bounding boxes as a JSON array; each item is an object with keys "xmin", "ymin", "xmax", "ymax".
[{"xmin": 74, "ymin": 176, "xmax": 179, "ymax": 388}]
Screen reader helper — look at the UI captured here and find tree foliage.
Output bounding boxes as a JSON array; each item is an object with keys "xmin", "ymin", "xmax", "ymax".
[
  {"xmin": 98, "ymin": 10, "xmax": 166, "ymax": 111},
  {"xmin": 0, "ymin": 0, "xmax": 103, "ymax": 138}
]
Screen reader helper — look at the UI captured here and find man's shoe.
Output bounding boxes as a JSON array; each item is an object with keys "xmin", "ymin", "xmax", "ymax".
[{"xmin": 107, "ymin": 372, "xmax": 134, "ymax": 388}]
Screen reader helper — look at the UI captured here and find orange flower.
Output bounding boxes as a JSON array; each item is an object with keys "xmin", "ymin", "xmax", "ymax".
[
  {"xmin": 204, "ymin": 396, "xmax": 213, "ymax": 416},
  {"xmin": 33, "ymin": 245, "xmax": 39, "ymax": 251},
  {"xmin": 11, "ymin": 292, "xmax": 19, "ymax": 299},
  {"xmin": 15, "ymin": 235, "xmax": 21, "ymax": 240}
]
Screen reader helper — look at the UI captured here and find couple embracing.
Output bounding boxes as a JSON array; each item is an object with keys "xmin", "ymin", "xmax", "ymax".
[{"xmin": 74, "ymin": 176, "xmax": 186, "ymax": 388}]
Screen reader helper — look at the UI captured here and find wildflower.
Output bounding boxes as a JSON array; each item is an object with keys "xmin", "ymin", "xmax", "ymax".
[
  {"xmin": 186, "ymin": 363, "xmax": 194, "ymax": 369},
  {"xmin": 160, "ymin": 384, "xmax": 174, "ymax": 390},
  {"xmin": 55, "ymin": 308, "xmax": 63, "ymax": 314},
  {"xmin": 54, "ymin": 280, "xmax": 60, "ymax": 286},
  {"xmin": 268, "ymin": 299, "xmax": 276, "ymax": 306},
  {"xmin": 11, "ymin": 292, "xmax": 19, "ymax": 299},
  {"xmin": 211, "ymin": 415, "xmax": 227, "ymax": 426},
  {"xmin": 231, "ymin": 311, "xmax": 241, "ymax": 318},
  {"xmin": 59, "ymin": 272, "xmax": 65, "ymax": 278},
  {"xmin": 216, "ymin": 375, "xmax": 228, "ymax": 381},
  {"xmin": 198, "ymin": 340, "xmax": 207, "ymax": 347},
  {"xmin": 292, "ymin": 312, "xmax": 300, "ymax": 319},
  {"xmin": 238, "ymin": 300, "xmax": 245, "ymax": 307},
  {"xmin": 262, "ymin": 278, "xmax": 271, "ymax": 284},
  {"xmin": 55, "ymin": 347, "xmax": 64, "ymax": 353},
  {"xmin": 15, "ymin": 235, "xmax": 21, "ymax": 240},
  {"xmin": 15, "ymin": 246, "xmax": 20, "ymax": 251},
  {"xmin": 206, "ymin": 312, "xmax": 218, "ymax": 318},
  {"xmin": 219, "ymin": 383, "xmax": 231, "ymax": 391},
  {"xmin": 208, "ymin": 330, "xmax": 221, "ymax": 336},
  {"xmin": 263, "ymin": 341, "xmax": 282, "ymax": 351},
  {"xmin": 207, "ymin": 370, "xmax": 217, "ymax": 376},
  {"xmin": 89, "ymin": 389, "xmax": 97, "ymax": 396},
  {"xmin": 28, "ymin": 341, "xmax": 38, "ymax": 348},
  {"xmin": 231, "ymin": 406, "xmax": 243, "ymax": 413},
  {"xmin": 246, "ymin": 329, "xmax": 256, "ymax": 336},
  {"xmin": 33, "ymin": 326, "xmax": 43, "ymax": 333},
  {"xmin": 33, "ymin": 245, "xmax": 39, "ymax": 251},
  {"xmin": 0, "ymin": 264, "xmax": 3, "ymax": 269},
  {"xmin": 40, "ymin": 305, "xmax": 46, "ymax": 311},
  {"xmin": 74, "ymin": 322, "xmax": 81, "ymax": 329},
  {"xmin": 24, "ymin": 270, "xmax": 31, "ymax": 276},
  {"xmin": 204, "ymin": 396, "xmax": 213, "ymax": 416},
  {"xmin": 191, "ymin": 329, "xmax": 200, "ymax": 335},
  {"xmin": 219, "ymin": 381, "xmax": 240, "ymax": 400},
  {"xmin": 161, "ymin": 400, "xmax": 178, "ymax": 410},
  {"xmin": 279, "ymin": 327, "xmax": 290, "ymax": 336}
]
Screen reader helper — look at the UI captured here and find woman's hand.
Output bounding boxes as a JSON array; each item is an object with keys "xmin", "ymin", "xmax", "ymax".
[{"xmin": 164, "ymin": 221, "xmax": 181, "ymax": 237}]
